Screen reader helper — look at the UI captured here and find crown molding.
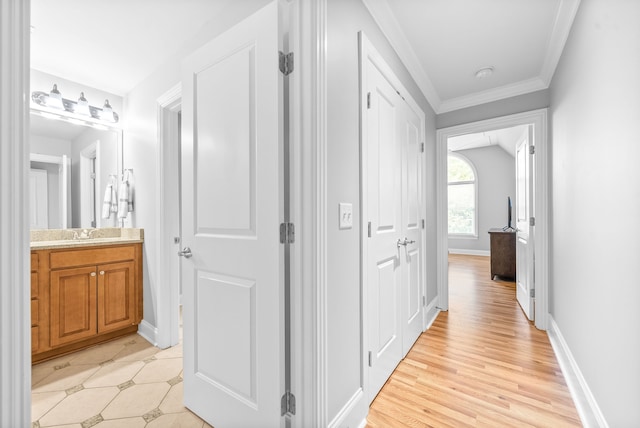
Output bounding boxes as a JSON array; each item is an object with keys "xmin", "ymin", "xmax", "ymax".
[
  {"xmin": 438, "ymin": 77, "xmax": 547, "ymax": 114},
  {"xmin": 539, "ymin": 0, "xmax": 582, "ymax": 85},
  {"xmin": 363, "ymin": 0, "xmax": 580, "ymax": 114},
  {"xmin": 362, "ymin": 0, "xmax": 442, "ymax": 112}
]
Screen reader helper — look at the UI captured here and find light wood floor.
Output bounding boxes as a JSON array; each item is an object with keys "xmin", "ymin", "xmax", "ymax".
[{"xmin": 367, "ymin": 254, "xmax": 581, "ymax": 427}]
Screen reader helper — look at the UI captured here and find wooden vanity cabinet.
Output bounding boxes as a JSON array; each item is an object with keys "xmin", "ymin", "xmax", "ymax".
[
  {"xmin": 31, "ymin": 243, "xmax": 142, "ymax": 363},
  {"xmin": 30, "ymin": 253, "xmax": 41, "ymax": 353}
]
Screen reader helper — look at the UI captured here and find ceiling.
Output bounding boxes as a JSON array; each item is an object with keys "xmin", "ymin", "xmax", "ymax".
[
  {"xmin": 363, "ymin": 0, "xmax": 580, "ymax": 113},
  {"xmin": 31, "ymin": 0, "xmax": 580, "ymax": 113},
  {"xmin": 31, "ymin": 0, "xmax": 235, "ymax": 96}
]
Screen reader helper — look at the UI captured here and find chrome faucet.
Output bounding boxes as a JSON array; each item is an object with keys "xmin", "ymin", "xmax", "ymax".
[{"xmin": 72, "ymin": 229, "xmax": 97, "ymax": 240}]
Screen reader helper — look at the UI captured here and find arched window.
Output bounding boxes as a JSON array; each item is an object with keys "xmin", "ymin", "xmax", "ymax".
[{"xmin": 448, "ymin": 153, "xmax": 477, "ymax": 236}]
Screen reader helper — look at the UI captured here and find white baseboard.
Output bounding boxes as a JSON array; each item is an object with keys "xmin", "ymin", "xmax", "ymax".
[
  {"xmin": 547, "ymin": 316, "xmax": 609, "ymax": 428},
  {"xmin": 328, "ymin": 388, "xmax": 365, "ymax": 428},
  {"xmin": 137, "ymin": 320, "xmax": 158, "ymax": 347},
  {"xmin": 448, "ymin": 248, "xmax": 490, "ymax": 257},
  {"xmin": 424, "ymin": 298, "xmax": 441, "ymax": 330}
]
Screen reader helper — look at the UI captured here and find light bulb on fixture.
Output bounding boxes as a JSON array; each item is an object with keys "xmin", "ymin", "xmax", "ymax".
[
  {"xmin": 100, "ymin": 99, "xmax": 115, "ymax": 122},
  {"xmin": 74, "ymin": 92, "xmax": 90, "ymax": 116},
  {"xmin": 46, "ymin": 84, "xmax": 64, "ymax": 109}
]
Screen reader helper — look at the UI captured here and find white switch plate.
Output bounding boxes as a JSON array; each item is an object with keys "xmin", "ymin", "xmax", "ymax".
[{"xmin": 339, "ymin": 203, "xmax": 353, "ymax": 229}]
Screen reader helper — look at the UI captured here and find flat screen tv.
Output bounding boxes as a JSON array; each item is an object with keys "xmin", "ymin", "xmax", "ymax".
[{"xmin": 503, "ymin": 196, "xmax": 513, "ymax": 231}]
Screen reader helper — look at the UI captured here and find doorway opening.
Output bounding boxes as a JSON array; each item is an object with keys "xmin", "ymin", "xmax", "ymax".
[
  {"xmin": 436, "ymin": 109, "xmax": 549, "ymax": 331},
  {"xmin": 155, "ymin": 83, "xmax": 183, "ymax": 351},
  {"xmin": 446, "ymin": 124, "xmax": 535, "ymax": 320}
]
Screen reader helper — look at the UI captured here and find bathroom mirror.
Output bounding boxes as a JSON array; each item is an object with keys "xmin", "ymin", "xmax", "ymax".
[{"xmin": 30, "ymin": 109, "xmax": 123, "ymax": 229}]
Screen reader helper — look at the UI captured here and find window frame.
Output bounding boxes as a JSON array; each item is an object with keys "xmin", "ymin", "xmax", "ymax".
[{"xmin": 447, "ymin": 152, "xmax": 478, "ymax": 239}]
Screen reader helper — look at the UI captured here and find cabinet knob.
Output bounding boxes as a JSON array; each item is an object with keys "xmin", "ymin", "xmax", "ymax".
[
  {"xmin": 99, "ymin": 271, "xmax": 105, "ymax": 275},
  {"xmin": 91, "ymin": 272, "xmax": 96, "ymax": 277}
]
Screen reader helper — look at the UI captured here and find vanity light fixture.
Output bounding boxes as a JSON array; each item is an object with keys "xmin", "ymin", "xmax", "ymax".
[{"xmin": 31, "ymin": 84, "xmax": 119, "ymax": 123}]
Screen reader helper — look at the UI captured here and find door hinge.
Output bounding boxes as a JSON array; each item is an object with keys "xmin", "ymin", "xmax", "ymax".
[
  {"xmin": 368, "ymin": 351, "xmax": 372, "ymax": 367},
  {"xmin": 421, "ymin": 219, "xmax": 425, "ymax": 229},
  {"xmin": 279, "ymin": 51, "xmax": 294, "ymax": 76},
  {"xmin": 420, "ymin": 142, "xmax": 425, "ymax": 153},
  {"xmin": 530, "ymin": 288, "xmax": 535, "ymax": 298},
  {"xmin": 367, "ymin": 92, "xmax": 371, "ymax": 109},
  {"xmin": 281, "ymin": 391, "xmax": 296, "ymax": 416},
  {"xmin": 530, "ymin": 217, "xmax": 535, "ymax": 227},
  {"xmin": 280, "ymin": 223, "xmax": 295, "ymax": 244},
  {"xmin": 529, "ymin": 145, "xmax": 535, "ymax": 155},
  {"xmin": 367, "ymin": 221, "xmax": 372, "ymax": 238}
]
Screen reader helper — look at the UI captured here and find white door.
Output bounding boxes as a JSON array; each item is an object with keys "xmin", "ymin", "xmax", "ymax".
[
  {"xmin": 515, "ymin": 127, "xmax": 535, "ymax": 320},
  {"xmin": 365, "ymin": 58, "xmax": 424, "ymax": 403},
  {"xmin": 399, "ymin": 101, "xmax": 423, "ymax": 355},
  {"xmin": 180, "ymin": 3, "xmax": 284, "ymax": 427},
  {"xmin": 366, "ymin": 60, "xmax": 403, "ymax": 403},
  {"xmin": 30, "ymin": 168, "xmax": 48, "ymax": 229}
]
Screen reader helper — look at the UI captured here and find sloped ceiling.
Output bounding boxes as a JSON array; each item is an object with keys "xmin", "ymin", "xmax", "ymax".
[{"xmin": 448, "ymin": 125, "xmax": 528, "ymax": 156}]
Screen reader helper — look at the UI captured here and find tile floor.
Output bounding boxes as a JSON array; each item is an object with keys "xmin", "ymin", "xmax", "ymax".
[{"xmin": 32, "ymin": 333, "xmax": 210, "ymax": 428}]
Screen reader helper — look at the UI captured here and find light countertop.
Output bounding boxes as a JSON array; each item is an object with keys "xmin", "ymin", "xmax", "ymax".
[{"xmin": 31, "ymin": 228, "xmax": 144, "ymax": 250}]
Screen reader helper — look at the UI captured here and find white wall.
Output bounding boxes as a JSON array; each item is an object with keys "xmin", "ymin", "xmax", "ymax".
[
  {"xmin": 448, "ymin": 146, "xmax": 515, "ymax": 253},
  {"xmin": 327, "ymin": 0, "xmax": 436, "ymax": 423},
  {"xmin": 549, "ymin": 0, "xmax": 640, "ymax": 425},
  {"xmin": 30, "ymin": 134, "xmax": 71, "ymax": 157},
  {"xmin": 122, "ymin": 0, "xmax": 271, "ymax": 329},
  {"xmin": 437, "ymin": 89, "xmax": 549, "ymax": 129}
]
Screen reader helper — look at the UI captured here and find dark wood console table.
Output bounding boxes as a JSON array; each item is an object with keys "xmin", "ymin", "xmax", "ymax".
[{"xmin": 488, "ymin": 228, "xmax": 516, "ymax": 280}]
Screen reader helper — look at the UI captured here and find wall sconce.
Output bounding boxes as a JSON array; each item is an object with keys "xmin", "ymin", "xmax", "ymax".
[{"xmin": 31, "ymin": 84, "xmax": 119, "ymax": 123}]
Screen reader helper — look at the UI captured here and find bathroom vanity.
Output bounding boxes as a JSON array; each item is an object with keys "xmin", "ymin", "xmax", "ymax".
[{"xmin": 31, "ymin": 228, "xmax": 143, "ymax": 363}]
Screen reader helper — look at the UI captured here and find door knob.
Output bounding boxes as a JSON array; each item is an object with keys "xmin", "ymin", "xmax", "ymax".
[
  {"xmin": 177, "ymin": 247, "xmax": 193, "ymax": 258},
  {"xmin": 397, "ymin": 238, "xmax": 415, "ymax": 248}
]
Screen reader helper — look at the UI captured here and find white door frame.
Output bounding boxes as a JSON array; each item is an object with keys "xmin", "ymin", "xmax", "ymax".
[
  {"xmin": 155, "ymin": 83, "xmax": 182, "ymax": 350},
  {"xmin": 435, "ymin": 108, "xmax": 549, "ymax": 330},
  {"xmin": 293, "ymin": 0, "xmax": 327, "ymax": 426},
  {"xmin": 0, "ymin": 0, "xmax": 31, "ymax": 425},
  {"xmin": 80, "ymin": 143, "xmax": 98, "ymax": 228}
]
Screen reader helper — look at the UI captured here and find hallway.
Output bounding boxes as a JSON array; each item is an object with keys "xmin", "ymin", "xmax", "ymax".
[{"xmin": 367, "ymin": 254, "xmax": 581, "ymax": 427}]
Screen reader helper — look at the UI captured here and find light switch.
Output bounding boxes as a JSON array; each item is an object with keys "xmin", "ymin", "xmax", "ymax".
[{"xmin": 339, "ymin": 203, "xmax": 353, "ymax": 229}]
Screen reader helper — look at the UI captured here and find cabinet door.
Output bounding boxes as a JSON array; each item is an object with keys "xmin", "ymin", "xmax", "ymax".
[
  {"xmin": 50, "ymin": 266, "xmax": 98, "ymax": 347},
  {"xmin": 97, "ymin": 261, "xmax": 136, "ymax": 333}
]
